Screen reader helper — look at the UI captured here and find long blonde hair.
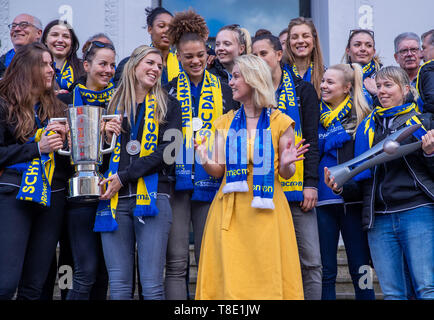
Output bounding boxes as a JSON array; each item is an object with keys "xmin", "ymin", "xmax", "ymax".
[
  {"xmin": 108, "ymin": 45, "xmax": 167, "ymax": 124},
  {"xmin": 286, "ymin": 17, "xmax": 324, "ymax": 97},
  {"xmin": 327, "ymin": 63, "xmax": 371, "ymax": 127},
  {"xmin": 234, "ymin": 54, "xmax": 276, "ymax": 109}
]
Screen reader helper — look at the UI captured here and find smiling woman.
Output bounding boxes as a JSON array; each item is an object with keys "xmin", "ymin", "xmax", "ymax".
[
  {"xmin": 98, "ymin": 44, "xmax": 182, "ymax": 300},
  {"xmin": 164, "ymin": 9, "xmax": 238, "ymax": 300},
  {"xmin": 42, "ymin": 20, "xmax": 84, "ymax": 91}
]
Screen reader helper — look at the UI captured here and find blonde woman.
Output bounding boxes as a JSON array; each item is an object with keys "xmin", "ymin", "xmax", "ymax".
[
  {"xmin": 208, "ymin": 24, "xmax": 251, "ymax": 84},
  {"xmin": 96, "ymin": 45, "xmax": 182, "ymax": 299},
  {"xmin": 195, "ymin": 54, "xmax": 306, "ymax": 299},
  {"xmin": 317, "ymin": 64, "xmax": 374, "ymax": 300}
]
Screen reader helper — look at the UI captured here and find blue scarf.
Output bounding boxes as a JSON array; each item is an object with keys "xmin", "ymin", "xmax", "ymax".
[
  {"xmin": 360, "ymin": 60, "xmax": 377, "ymax": 106},
  {"xmin": 319, "ymin": 95, "xmax": 353, "ymax": 153},
  {"xmin": 223, "ymin": 106, "xmax": 275, "ymax": 209},
  {"xmin": 7, "ymin": 107, "xmax": 56, "ymax": 207},
  {"xmin": 73, "ymin": 82, "xmax": 115, "ymax": 106},
  {"xmin": 354, "ymin": 102, "xmax": 427, "ymax": 181},
  {"xmin": 278, "ymin": 66, "xmax": 304, "ymax": 202},
  {"xmin": 175, "ymin": 70, "xmax": 223, "ymax": 202},
  {"xmin": 4, "ymin": 49, "xmax": 15, "ymax": 67},
  {"xmin": 54, "ymin": 60, "xmax": 74, "ymax": 90},
  {"xmin": 94, "ymin": 94, "xmax": 160, "ymax": 232},
  {"xmin": 292, "ymin": 62, "xmax": 313, "ymax": 82}
]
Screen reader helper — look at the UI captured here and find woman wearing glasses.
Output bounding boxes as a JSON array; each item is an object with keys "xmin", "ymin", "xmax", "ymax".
[
  {"xmin": 0, "ymin": 43, "xmax": 68, "ymax": 299},
  {"xmin": 41, "ymin": 20, "xmax": 84, "ymax": 93},
  {"xmin": 285, "ymin": 17, "xmax": 325, "ymax": 98},
  {"xmin": 343, "ymin": 29, "xmax": 382, "ymax": 106},
  {"xmin": 57, "ymin": 39, "xmax": 118, "ymax": 300},
  {"xmin": 208, "ymin": 24, "xmax": 252, "ymax": 84}
]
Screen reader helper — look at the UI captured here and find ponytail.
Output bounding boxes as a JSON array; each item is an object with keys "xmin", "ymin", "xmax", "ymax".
[{"xmin": 351, "ymin": 63, "xmax": 371, "ymax": 126}]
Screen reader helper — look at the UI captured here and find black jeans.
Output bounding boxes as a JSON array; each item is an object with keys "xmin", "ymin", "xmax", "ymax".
[
  {"xmin": 0, "ymin": 187, "xmax": 65, "ymax": 300},
  {"xmin": 65, "ymin": 201, "xmax": 108, "ymax": 300}
]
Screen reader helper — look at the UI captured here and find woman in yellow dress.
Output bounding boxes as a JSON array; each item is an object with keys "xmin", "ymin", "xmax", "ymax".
[{"xmin": 194, "ymin": 54, "xmax": 306, "ymax": 299}]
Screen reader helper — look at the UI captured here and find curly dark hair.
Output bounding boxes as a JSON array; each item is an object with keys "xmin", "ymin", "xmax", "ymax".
[{"xmin": 167, "ymin": 10, "xmax": 209, "ymax": 48}]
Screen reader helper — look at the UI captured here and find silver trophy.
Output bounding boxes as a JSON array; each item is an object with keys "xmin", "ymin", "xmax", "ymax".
[
  {"xmin": 52, "ymin": 106, "xmax": 119, "ymax": 202},
  {"xmin": 328, "ymin": 124, "xmax": 423, "ymax": 189}
]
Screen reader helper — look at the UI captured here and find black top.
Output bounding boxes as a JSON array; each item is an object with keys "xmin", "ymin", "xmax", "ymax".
[
  {"xmin": 417, "ymin": 60, "xmax": 434, "ymax": 114},
  {"xmin": 0, "ymin": 97, "xmax": 70, "ymax": 191},
  {"xmin": 114, "ymin": 94, "xmax": 182, "ymax": 197},
  {"xmin": 279, "ymin": 69, "xmax": 320, "ymax": 189}
]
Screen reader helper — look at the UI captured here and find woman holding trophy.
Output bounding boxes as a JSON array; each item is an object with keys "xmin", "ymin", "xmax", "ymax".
[
  {"xmin": 96, "ymin": 45, "xmax": 181, "ymax": 300},
  {"xmin": 56, "ymin": 39, "xmax": 117, "ymax": 300},
  {"xmin": 0, "ymin": 43, "xmax": 68, "ymax": 300},
  {"xmin": 326, "ymin": 66, "xmax": 434, "ymax": 300}
]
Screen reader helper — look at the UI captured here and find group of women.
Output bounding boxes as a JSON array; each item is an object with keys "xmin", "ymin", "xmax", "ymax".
[{"xmin": 0, "ymin": 6, "xmax": 433, "ymax": 301}]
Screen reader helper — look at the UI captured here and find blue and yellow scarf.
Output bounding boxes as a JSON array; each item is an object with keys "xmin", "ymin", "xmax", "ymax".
[
  {"xmin": 319, "ymin": 95, "xmax": 353, "ymax": 152},
  {"xmin": 94, "ymin": 94, "xmax": 160, "ymax": 232},
  {"xmin": 73, "ymin": 82, "xmax": 115, "ymax": 106},
  {"xmin": 8, "ymin": 128, "xmax": 56, "ymax": 207},
  {"xmin": 278, "ymin": 67, "xmax": 304, "ymax": 202},
  {"xmin": 175, "ymin": 70, "xmax": 223, "ymax": 202},
  {"xmin": 354, "ymin": 102, "xmax": 427, "ymax": 180},
  {"xmin": 360, "ymin": 60, "xmax": 377, "ymax": 106},
  {"xmin": 54, "ymin": 60, "xmax": 74, "ymax": 90},
  {"xmin": 292, "ymin": 62, "xmax": 313, "ymax": 83},
  {"xmin": 223, "ymin": 106, "xmax": 275, "ymax": 209}
]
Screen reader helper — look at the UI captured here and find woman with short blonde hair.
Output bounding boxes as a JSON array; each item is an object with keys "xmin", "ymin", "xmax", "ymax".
[{"xmin": 194, "ymin": 54, "xmax": 306, "ymax": 299}]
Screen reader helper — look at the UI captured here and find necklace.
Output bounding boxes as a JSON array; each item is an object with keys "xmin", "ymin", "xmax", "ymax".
[{"xmin": 245, "ymin": 114, "xmax": 260, "ymax": 119}]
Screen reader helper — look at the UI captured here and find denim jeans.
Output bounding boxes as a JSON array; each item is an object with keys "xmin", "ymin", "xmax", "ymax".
[
  {"xmin": 101, "ymin": 194, "xmax": 172, "ymax": 300},
  {"xmin": 165, "ymin": 190, "xmax": 211, "ymax": 300},
  {"xmin": 66, "ymin": 202, "xmax": 107, "ymax": 300},
  {"xmin": 317, "ymin": 203, "xmax": 375, "ymax": 300},
  {"xmin": 0, "ymin": 189, "xmax": 65, "ymax": 300},
  {"xmin": 289, "ymin": 203, "xmax": 323, "ymax": 300},
  {"xmin": 368, "ymin": 205, "xmax": 434, "ymax": 300}
]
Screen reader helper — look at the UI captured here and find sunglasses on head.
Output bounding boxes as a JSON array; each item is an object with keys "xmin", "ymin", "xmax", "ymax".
[
  {"xmin": 84, "ymin": 40, "xmax": 115, "ymax": 60},
  {"xmin": 349, "ymin": 29, "xmax": 375, "ymax": 38}
]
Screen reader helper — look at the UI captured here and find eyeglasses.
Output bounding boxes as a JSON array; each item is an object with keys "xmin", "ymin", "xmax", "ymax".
[
  {"xmin": 83, "ymin": 41, "xmax": 116, "ymax": 60},
  {"xmin": 349, "ymin": 29, "xmax": 375, "ymax": 38},
  {"xmin": 397, "ymin": 47, "xmax": 420, "ymax": 56},
  {"xmin": 8, "ymin": 21, "xmax": 37, "ymax": 30}
]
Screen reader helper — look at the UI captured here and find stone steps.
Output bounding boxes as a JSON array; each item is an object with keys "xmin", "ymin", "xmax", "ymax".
[{"xmin": 52, "ymin": 244, "xmax": 383, "ymax": 300}]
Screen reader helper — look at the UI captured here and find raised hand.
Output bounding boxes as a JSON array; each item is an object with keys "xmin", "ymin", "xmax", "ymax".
[{"xmin": 281, "ymin": 138, "xmax": 308, "ymax": 168}]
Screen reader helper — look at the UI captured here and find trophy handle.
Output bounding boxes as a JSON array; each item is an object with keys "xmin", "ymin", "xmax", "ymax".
[
  {"xmin": 49, "ymin": 117, "xmax": 71, "ymax": 156},
  {"xmin": 100, "ymin": 114, "xmax": 121, "ymax": 155}
]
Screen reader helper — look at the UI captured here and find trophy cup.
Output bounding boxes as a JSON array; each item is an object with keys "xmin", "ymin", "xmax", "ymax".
[
  {"xmin": 52, "ymin": 105, "xmax": 119, "ymax": 202},
  {"xmin": 328, "ymin": 124, "xmax": 423, "ymax": 189}
]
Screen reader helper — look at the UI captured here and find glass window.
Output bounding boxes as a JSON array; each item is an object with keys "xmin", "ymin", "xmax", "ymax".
[{"xmin": 163, "ymin": 0, "xmax": 310, "ymax": 38}]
